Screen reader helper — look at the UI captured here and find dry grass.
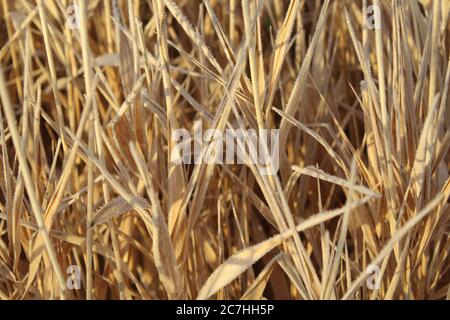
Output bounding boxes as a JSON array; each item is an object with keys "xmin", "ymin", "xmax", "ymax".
[{"xmin": 0, "ymin": 0, "xmax": 449, "ymax": 300}]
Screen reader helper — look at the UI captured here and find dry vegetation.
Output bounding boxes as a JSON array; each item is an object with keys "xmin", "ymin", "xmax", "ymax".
[{"xmin": 0, "ymin": 0, "xmax": 449, "ymax": 300}]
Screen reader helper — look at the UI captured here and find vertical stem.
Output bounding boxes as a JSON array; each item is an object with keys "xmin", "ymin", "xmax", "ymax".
[
  {"xmin": 374, "ymin": 0, "xmax": 396, "ymax": 212},
  {"xmin": 86, "ymin": 115, "xmax": 94, "ymax": 300},
  {"xmin": 78, "ymin": 0, "xmax": 125, "ymax": 300}
]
